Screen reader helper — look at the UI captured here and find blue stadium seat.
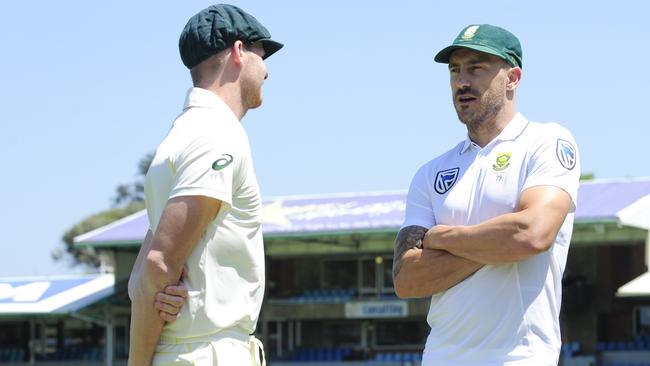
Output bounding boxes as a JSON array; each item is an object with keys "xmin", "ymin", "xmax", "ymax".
[
  {"xmin": 1, "ymin": 348, "xmax": 11, "ymax": 362},
  {"xmin": 388, "ymin": 352, "xmax": 402, "ymax": 362},
  {"xmin": 297, "ymin": 348, "xmax": 308, "ymax": 361},
  {"xmin": 14, "ymin": 348, "xmax": 25, "ymax": 362},
  {"xmin": 403, "ymin": 352, "xmax": 414, "ymax": 362},
  {"xmin": 3, "ymin": 348, "xmax": 19, "ymax": 362},
  {"xmin": 415, "ymin": 352, "xmax": 423, "ymax": 361},
  {"xmin": 375, "ymin": 352, "xmax": 386, "ymax": 362},
  {"xmin": 561, "ymin": 341, "xmax": 580, "ymax": 357},
  {"xmin": 308, "ymin": 348, "xmax": 317, "ymax": 361},
  {"xmin": 91, "ymin": 347, "xmax": 103, "ymax": 361},
  {"xmin": 333, "ymin": 348, "xmax": 343, "ymax": 361}
]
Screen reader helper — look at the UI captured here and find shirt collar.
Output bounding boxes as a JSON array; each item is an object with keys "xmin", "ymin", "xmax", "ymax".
[
  {"xmin": 183, "ymin": 87, "xmax": 237, "ymax": 120},
  {"xmin": 495, "ymin": 112, "xmax": 528, "ymax": 142},
  {"xmin": 459, "ymin": 138, "xmax": 479, "ymax": 154},
  {"xmin": 458, "ymin": 113, "xmax": 528, "ymax": 154}
]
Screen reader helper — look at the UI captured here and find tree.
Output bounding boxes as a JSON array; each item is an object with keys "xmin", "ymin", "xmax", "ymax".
[
  {"xmin": 112, "ymin": 152, "xmax": 153, "ymax": 206},
  {"xmin": 52, "ymin": 153, "xmax": 153, "ymax": 268},
  {"xmin": 580, "ymin": 172, "xmax": 595, "ymax": 181}
]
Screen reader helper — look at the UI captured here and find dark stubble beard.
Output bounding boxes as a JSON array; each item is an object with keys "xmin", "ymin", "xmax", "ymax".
[{"xmin": 454, "ymin": 85, "xmax": 505, "ymax": 131}]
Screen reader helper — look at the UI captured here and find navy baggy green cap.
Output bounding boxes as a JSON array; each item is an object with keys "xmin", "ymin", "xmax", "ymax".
[
  {"xmin": 179, "ymin": 4, "xmax": 283, "ymax": 69},
  {"xmin": 434, "ymin": 24, "xmax": 522, "ymax": 68}
]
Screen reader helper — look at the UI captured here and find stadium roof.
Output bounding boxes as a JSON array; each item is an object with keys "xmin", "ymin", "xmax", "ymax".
[
  {"xmin": 0, "ymin": 274, "xmax": 114, "ymax": 315},
  {"xmin": 575, "ymin": 178, "xmax": 650, "ymax": 226},
  {"xmin": 74, "ymin": 178, "xmax": 650, "ymax": 247},
  {"xmin": 617, "ymin": 271, "xmax": 650, "ymax": 298}
]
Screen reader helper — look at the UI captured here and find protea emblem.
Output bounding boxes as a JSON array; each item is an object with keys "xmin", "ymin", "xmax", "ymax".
[{"xmin": 492, "ymin": 152, "xmax": 512, "ymax": 171}]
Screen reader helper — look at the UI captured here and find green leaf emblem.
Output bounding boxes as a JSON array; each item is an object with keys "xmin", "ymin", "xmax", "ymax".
[{"xmin": 492, "ymin": 153, "xmax": 511, "ymax": 171}]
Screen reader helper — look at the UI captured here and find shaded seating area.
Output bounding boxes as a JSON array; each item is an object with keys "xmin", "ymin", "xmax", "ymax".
[{"xmin": 0, "ymin": 348, "xmax": 25, "ymax": 362}]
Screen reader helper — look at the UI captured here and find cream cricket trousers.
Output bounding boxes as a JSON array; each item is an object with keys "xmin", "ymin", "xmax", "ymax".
[{"xmin": 152, "ymin": 329, "xmax": 265, "ymax": 366}]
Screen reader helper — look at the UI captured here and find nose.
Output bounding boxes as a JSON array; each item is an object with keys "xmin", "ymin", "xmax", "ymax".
[{"xmin": 454, "ymin": 69, "xmax": 471, "ymax": 90}]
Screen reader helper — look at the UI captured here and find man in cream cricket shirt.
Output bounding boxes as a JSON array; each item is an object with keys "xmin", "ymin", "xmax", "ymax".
[{"xmin": 128, "ymin": 4, "xmax": 283, "ymax": 365}]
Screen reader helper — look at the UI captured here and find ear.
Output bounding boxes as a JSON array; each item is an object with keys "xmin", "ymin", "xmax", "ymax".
[
  {"xmin": 506, "ymin": 66, "xmax": 522, "ymax": 91},
  {"xmin": 230, "ymin": 40, "xmax": 246, "ymax": 66}
]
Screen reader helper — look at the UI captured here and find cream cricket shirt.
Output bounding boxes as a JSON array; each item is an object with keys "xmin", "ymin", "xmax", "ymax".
[
  {"xmin": 403, "ymin": 113, "xmax": 580, "ymax": 365},
  {"xmin": 145, "ymin": 88, "xmax": 264, "ymax": 341}
]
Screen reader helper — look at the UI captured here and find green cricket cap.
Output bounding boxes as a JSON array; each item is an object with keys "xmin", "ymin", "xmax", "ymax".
[
  {"xmin": 179, "ymin": 4, "xmax": 284, "ymax": 69},
  {"xmin": 434, "ymin": 24, "xmax": 522, "ymax": 68}
]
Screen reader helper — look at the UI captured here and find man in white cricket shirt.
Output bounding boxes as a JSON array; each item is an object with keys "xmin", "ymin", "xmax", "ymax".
[
  {"xmin": 392, "ymin": 24, "xmax": 580, "ymax": 365},
  {"xmin": 127, "ymin": 4, "xmax": 283, "ymax": 365}
]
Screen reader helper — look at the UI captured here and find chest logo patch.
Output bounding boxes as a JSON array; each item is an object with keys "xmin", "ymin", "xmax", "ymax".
[
  {"xmin": 492, "ymin": 152, "xmax": 512, "ymax": 171},
  {"xmin": 435, "ymin": 168, "xmax": 460, "ymax": 194},
  {"xmin": 556, "ymin": 139, "xmax": 576, "ymax": 170},
  {"xmin": 212, "ymin": 154, "xmax": 234, "ymax": 171}
]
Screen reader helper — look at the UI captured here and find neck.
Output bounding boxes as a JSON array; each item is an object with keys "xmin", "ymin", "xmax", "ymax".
[
  {"xmin": 468, "ymin": 104, "xmax": 516, "ymax": 147},
  {"xmin": 196, "ymin": 76, "xmax": 246, "ymax": 121},
  {"xmin": 211, "ymin": 87, "xmax": 246, "ymax": 120}
]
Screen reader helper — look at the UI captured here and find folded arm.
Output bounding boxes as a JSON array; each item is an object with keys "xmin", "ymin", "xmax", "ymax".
[
  {"xmin": 128, "ymin": 229, "xmax": 153, "ymax": 302},
  {"xmin": 424, "ymin": 186, "xmax": 571, "ymax": 265},
  {"xmin": 128, "ymin": 195, "xmax": 221, "ymax": 366},
  {"xmin": 392, "ymin": 225, "xmax": 483, "ymax": 299},
  {"xmin": 129, "ymin": 232, "xmax": 189, "ymax": 323}
]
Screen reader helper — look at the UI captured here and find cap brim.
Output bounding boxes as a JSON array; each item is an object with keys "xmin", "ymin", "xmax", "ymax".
[
  {"xmin": 434, "ymin": 44, "xmax": 508, "ymax": 64},
  {"xmin": 260, "ymin": 39, "xmax": 283, "ymax": 60}
]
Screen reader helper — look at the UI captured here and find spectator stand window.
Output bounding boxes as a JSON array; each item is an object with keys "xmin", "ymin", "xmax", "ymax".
[{"xmin": 320, "ymin": 256, "xmax": 395, "ymax": 299}]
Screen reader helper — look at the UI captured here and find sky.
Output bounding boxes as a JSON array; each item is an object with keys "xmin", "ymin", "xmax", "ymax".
[{"xmin": 0, "ymin": 1, "xmax": 648, "ymax": 277}]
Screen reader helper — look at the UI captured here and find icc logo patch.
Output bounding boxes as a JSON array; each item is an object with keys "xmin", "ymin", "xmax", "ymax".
[
  {"xmin": 556, "ymin": 139, "xmax": 576, "ymax": 170},
  {"xmin": 435, "ymin": 168, "xmax": 460, "ymax": 194}
]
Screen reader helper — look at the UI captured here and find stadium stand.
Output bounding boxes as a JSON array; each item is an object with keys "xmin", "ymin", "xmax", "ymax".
[{"xmin": 2, "ymin": 179, "xmax": 650, "ymax": 365}]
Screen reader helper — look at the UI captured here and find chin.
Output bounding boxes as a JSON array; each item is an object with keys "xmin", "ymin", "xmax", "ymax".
[
  {"xmin": 249, "ymin": 98, "xmax": 263, "ymax": 109},
  {"xmin": 454, "ymin": 110, "xmax": 469, "ymax": 125}
]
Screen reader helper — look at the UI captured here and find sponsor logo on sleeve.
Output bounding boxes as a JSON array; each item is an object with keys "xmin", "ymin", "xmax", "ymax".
[
  {"xmin": 434, "ymin": 168, "xmax": 460, "ymax": 194},
  {"xmin": 212, "ymin": 154, "xmax": 233, "ymax": 171},
  {"xmin": 556, "ymin": 139, "xmax": 576, "ymax": 170}
]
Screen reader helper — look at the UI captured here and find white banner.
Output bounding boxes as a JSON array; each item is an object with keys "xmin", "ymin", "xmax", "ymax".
[{"xmin": 344, "ymin": 300, "xmax": 408, "ymax": 318}]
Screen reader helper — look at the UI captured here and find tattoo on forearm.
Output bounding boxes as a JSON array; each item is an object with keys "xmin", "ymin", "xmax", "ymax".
[{"xmin": 392, "ymin": 225, "xmax": 427, "ymax": 279}]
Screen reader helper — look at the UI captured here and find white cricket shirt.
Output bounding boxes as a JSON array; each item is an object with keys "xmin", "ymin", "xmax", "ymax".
[
  {"xmin": 403, "ymin": 113, "xmax": 580, "ymax": 365},
  {"xmin": 145, "ymin": 87, "xmax": 265, "ymax": 341}
]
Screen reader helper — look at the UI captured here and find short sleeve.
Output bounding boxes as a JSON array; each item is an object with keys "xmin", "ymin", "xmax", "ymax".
[
  {"xmin": 522, "ymin": 124, "xmax": 581, "ymax": 211},
  {"xmin": 169, "ymin": 134, "xmax": 240, "ymax": 207},
  {"xmin": 402, "ymin": 165, "xmax": 437, "ymax": 229}
]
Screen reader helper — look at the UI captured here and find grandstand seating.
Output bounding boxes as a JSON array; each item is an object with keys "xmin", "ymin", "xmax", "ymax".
[
  {"xmin": 0, "ymin": 345, "xmax": 108, "ymax": 362},
  {"xmin": 33, "ymin": 346, "xmax": 104, "ymax": 361},
  {"xmin": 374, "ymin": 351, "xmax": 422, "ymax": 363},
  {"xmin": 279, "ymin": 347, "xmax": 423, "ymax": 363},
  {"xmin": 283, "ymin": 288, "xmax": 401, "ymax": 304},
  {"xmin": 561, "ymin": 341, "xmax": 581, "ymax": 357},
  {"xmin": 596, "ymin": 335, "xmax": 650, "ymax": 352},
  {"xmin": 286, "ymin": 346, "xmax": 353, "ymax": 362},
  {"xmin": 0, "ymin": 348, "xmax": 25, "ymax": 362},
  {"xmin": 286, "ymin": 288, "xmax": 357, "ymax": 303}
]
